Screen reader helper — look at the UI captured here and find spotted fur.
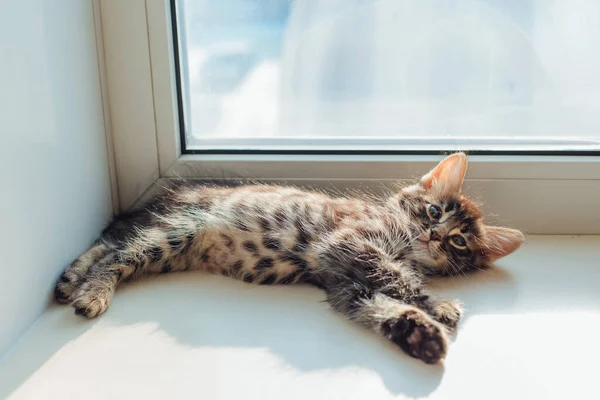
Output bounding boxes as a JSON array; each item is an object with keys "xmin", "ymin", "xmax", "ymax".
[{"xmin": 55, "ymin": 153, "xmax": 524, "ymax": 364}]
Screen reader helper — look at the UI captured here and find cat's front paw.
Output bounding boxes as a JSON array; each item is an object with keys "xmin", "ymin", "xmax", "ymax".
[
  {"xmin": 382, "ymin": 309, "xmax": 448, "ymax": 364},
  {"xmin": 431, "ymin": 299, "xmax": 463, "ymax": 331}
]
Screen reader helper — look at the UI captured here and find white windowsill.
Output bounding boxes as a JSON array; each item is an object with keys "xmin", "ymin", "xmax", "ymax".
[{"xmin": 1, "ymin": 235, "xmax": 598, "ymax": 400}]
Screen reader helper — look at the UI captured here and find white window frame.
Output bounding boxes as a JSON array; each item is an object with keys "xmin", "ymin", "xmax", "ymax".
[{"xmin": 95, "ymin": 0, "xmax": 600, "ymax": 234}]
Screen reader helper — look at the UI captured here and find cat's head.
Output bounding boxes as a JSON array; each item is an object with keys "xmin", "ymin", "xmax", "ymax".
[{"xmin": 395, "ymin": 153, "xmax": 524, "ymax": 276}]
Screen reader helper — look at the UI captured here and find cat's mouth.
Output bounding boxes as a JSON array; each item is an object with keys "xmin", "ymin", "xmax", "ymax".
[
  {"xmin": 417, "ymin": 239, "xmax": 441, "ymax": 262},
  {"xmin": 417, "ymin": 239, "xmax": 440, "ymax": 260}
]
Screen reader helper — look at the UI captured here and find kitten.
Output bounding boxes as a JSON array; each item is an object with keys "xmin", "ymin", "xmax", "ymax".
[{"xmin": 55, "ymin": 153, "xmax": 523, "ymax": 364}]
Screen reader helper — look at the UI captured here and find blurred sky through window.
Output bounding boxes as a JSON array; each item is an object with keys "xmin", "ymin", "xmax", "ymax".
[{"xmin": 176, "ymin": 0, "xmax": 600, "ymax": 150}]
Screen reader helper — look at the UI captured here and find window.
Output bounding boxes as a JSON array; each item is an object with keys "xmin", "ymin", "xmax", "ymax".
[
  {"xmin": 174, "ymin": 0, "xmax": 600, "ymax": 153},
  {"xmin": 97, "ymin": 0, "xmax": 600, "ymax": 234}
]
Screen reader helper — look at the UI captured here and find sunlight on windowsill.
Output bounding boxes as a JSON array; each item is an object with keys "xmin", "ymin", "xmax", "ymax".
[{"xmin": 0, "ymin": 235, "xmax": 598, "ymax": 400}]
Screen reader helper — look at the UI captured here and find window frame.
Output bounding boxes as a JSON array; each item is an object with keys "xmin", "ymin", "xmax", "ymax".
[{"xmin": 97, "ymin": 0, "xmax": 600, "ymax": 234}]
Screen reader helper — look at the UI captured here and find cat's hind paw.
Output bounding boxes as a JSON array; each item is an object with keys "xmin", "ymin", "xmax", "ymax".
[
  {"xmin": 71, "ymin": 282, "xmax": 114, "ymax": 318},
  {"xmin": 55, "ymin": 271, "xmax": 81, "ymax": 304},
  {"xmin": 55, "ymin": 243, "xmax": 109, "ymax": 304}
]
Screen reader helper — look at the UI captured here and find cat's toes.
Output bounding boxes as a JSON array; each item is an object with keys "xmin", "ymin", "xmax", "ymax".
[
  {"xmin": 55, "ymin": 271, "xmax": 81, "ymax": 304},
  {"xmin": 431, "ymin": 300, "xmax": 463, "ymax": 331},
  {"xmin": 71, "ymin": 283, "xmax": 113, "ymax": 318},
  {"xmin": 383, "ymin": 309, "xmax": 448, "ymax": 364}
]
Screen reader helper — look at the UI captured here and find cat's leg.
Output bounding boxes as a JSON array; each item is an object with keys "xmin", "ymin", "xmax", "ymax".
[
  {"xmin": 314, "ymin": 234, "xmax": 461, "ymax": 362},
  {"xmin": 415, "ymin": 292, "xmax": 463, "ymax": 331},
  {"xmin": 70, "ymin": 251, "xmax": 125, "ymax": 318},
  {"xmin": 356, "ymin": 267, "xmax": 463, "ymax": 332},
  {"xmin": 69, "ymin": 234, "xmax": 192, "ymax": 318},
  {"xmin": 55, "ymin": 242, "xmax": 110, "ymax": 304},
  {"xmin": 316, "ymin": 232, "xmax": 463, "ymax": 332},
  {"xmin": 324, "ymin": 280, "xmax": 449, "ymax": 364},
  {"xmin": 365, "ymin": 264, "xmax": 463, "ymax": 331},
  {"xmin": 68, "ymin": 211, "xmax": 205, "ymax": 318}
]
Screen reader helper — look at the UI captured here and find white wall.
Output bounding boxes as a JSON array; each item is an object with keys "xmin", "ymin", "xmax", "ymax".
[{"xmin": 0, "ymin": 1, "xmax": 112, "ymax": 356}]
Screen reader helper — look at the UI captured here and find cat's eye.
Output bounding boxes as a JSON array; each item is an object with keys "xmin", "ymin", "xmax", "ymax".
[
  {"xmin": 450, "ymin": 235, "xmax": 467, "ymax": 247},
  {"xmin": 427, "ymin": 205, "xmax": 442, "ymax": 220}
]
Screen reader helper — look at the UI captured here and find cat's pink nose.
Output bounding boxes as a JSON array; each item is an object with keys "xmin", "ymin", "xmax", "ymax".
[{"xmin": 430, "ymin": 229, "xmax": 442, "ymax": 241}]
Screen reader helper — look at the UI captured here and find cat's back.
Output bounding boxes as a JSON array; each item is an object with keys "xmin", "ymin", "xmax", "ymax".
[
  {"xmin": 163, "ymin": 182, "xmax": 379, "ymax": 230},
  {"xmin": 161, "ymin": 182, "xmax": 391, "ymax": 268}
]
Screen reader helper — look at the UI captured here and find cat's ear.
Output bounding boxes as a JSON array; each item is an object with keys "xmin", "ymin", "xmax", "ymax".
[
  {"xmin": 481, "ymin": 226, "xmax": 525, "ymax": 264},
  {"xmin": 420, "ymin": 153, "xmax": 468, "ymax": 195}
]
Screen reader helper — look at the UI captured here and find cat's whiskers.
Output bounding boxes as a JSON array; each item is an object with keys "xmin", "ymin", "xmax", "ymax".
[{"xmin": 447, "ymin": 256, "xmax": 468, "ymax": 280}]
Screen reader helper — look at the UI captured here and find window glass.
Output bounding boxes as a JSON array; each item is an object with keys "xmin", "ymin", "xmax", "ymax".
[{"xmin": 175, "ymin": 0, "xmax": 600, "ymax": 152}]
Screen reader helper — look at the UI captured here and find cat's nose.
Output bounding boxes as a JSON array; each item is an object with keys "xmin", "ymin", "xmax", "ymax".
[{"xmin": 430, "ymin": 228, "xmax": 442, "ymax": 241}]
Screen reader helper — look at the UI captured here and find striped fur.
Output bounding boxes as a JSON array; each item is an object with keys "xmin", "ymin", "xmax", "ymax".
[{"xmin": 55, "ymin": 153, "xmax": 523, "ymax": 364}]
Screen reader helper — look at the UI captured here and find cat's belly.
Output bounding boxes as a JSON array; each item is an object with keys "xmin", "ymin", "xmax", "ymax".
[{"xmin": 186, "ymin": 227, "xmax": 318, "ymax": 285}]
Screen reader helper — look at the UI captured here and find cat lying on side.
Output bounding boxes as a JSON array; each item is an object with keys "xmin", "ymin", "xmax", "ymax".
[{"xmin": 56, "ymin": 153, "xmax": 523, "ymax": 364}]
